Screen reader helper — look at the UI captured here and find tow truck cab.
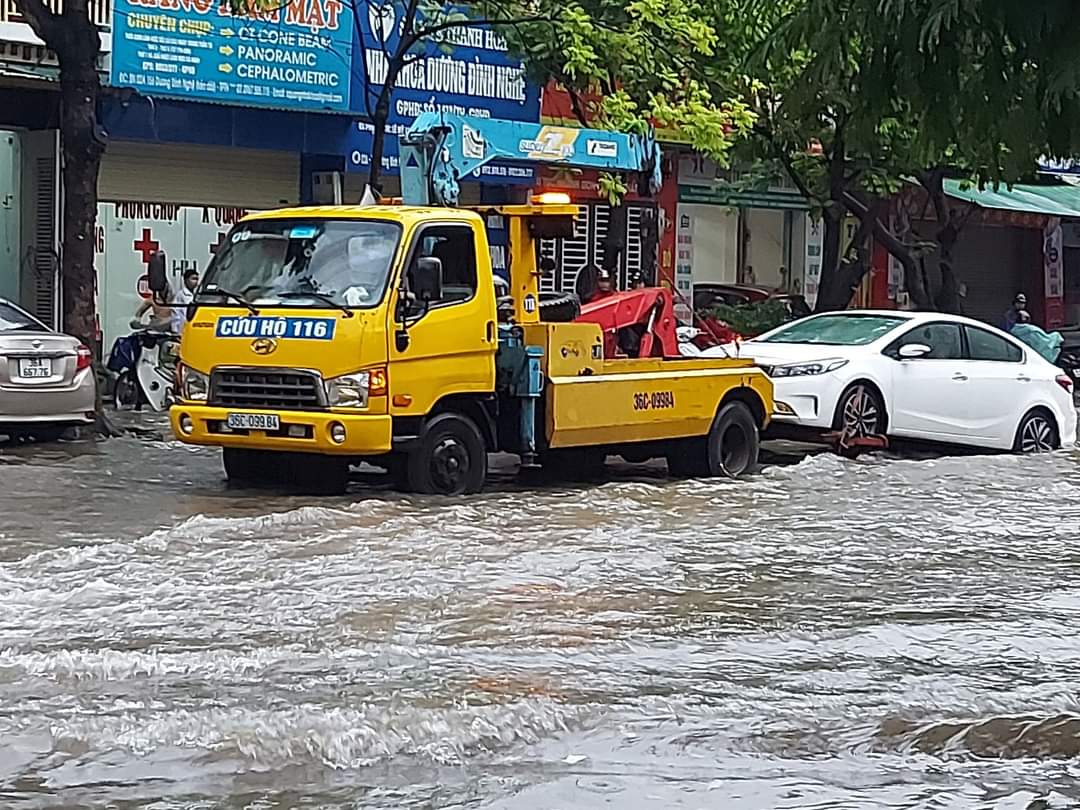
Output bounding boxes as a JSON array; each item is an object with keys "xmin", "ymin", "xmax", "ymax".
[{"xmin": 169, "ymin": 200, "xmax": 773, "ymax": 495}]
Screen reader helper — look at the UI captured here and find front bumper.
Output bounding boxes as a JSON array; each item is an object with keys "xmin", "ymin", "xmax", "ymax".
[
  {"xmin": 169, "ymin": 404, "xmax": 392, "ymax": 455},
  {"xmin": 768, "ymin": 374, "xmax": 846, "ymax": 430}
]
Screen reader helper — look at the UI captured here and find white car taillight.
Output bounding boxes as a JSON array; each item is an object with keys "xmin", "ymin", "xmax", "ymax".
[{"xmin": 76, "ymin": 344, "xmax": 92, "ymax": 372}]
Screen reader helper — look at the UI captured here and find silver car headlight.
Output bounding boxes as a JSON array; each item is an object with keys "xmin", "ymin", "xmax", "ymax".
[
  {"xmin": 767, "ymin": 359, "xmax": 849, "ymax": 378},
  {"xmin": 325, "ymin": 371, "xmax": 370, "ymax": 408},
  {"xmin": 178, "ymin": 364, "xmax": 209, "ymax": 401}
]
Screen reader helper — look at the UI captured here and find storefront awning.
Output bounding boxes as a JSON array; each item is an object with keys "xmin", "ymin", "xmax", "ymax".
[{"xmin": 944, "ymin": 179, "xmax": 1080, "ymax": 218}]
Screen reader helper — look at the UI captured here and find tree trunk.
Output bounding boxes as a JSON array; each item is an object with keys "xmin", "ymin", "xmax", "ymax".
[
  {"xmin": 842, "ymin": 192, "xmax": 933, "ymax": 310},
  {"xmin": 814, "ymin": 206, "xmax": 846, "ymax": 311},
  {"xmin": 935, "ymin": 260, "xmax": 962, "ymax": 314},
  {"xmin": 827, "ymin": 215, "xmax": 875, "ymax": 309},
  {"xmin": 59, "ymin": 57, "xmax": 104, "ymax": 355},
  {"xmin": 920, "ymin": 170, "xmax": 964, "ymax": 314},
  {"xmin": 813, "ymin": 135, "xmax": 851, "ymax": 312},
  {"xmin": 367, "ymin": 89, "xmax": 391, "ymax": 195}
]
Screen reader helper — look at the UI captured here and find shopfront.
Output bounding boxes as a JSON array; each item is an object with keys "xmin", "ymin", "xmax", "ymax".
[{"xmin": 676, "ymin": 155, "xmax": 809, "ymax": 298}]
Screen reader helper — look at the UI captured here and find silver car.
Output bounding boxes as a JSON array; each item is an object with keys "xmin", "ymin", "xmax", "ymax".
[{"xmin": 0, "ymin": 298, "xmax": 96, "ymax": 441}]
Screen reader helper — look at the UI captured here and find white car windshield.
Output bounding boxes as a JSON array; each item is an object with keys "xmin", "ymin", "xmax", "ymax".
[
  {"xmin": 759, "ymin": 313, "xmax": 909, "ymax": 345},
  {"xmin": 201, "ymin": 219, "xmax": 401, "ymax": 309}
]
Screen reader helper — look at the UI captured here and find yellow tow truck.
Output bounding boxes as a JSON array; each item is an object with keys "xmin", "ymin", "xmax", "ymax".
[{"xmin": 162, "ymin": 114, "xmax": 773, "ymax": 494}]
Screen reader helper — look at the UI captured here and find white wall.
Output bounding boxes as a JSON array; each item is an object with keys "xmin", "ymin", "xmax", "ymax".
[
  {"xmin": 679, "ymin": 203, "xmax": 739, "ymax": 285},
  {"xmin": 745, "ymin": 208, "xmax": 784, "ymax": 287}
]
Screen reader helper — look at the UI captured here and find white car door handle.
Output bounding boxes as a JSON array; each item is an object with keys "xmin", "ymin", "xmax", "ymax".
[
  {"xmin": 1017, "ymin": 374, "xmax": 1031, "ymax": 382},
  {"xmin": 952, "ymin": 373, "xmax": 968, "ymax": 381}
]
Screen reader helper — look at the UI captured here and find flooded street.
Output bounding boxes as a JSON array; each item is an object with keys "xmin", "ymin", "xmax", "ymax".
[{"xmin": 2, "ymin": 420, "xmax": 1080, "ymax": 809}]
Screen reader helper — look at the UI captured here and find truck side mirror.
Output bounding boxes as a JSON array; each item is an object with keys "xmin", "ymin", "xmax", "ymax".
[
  {"xmin": 413, "ymin": 256, "xmax": 443, "ymax": 302},
  {"xmin": 147, "ymin": 251, "xmax": 168, "ymax": 294}
]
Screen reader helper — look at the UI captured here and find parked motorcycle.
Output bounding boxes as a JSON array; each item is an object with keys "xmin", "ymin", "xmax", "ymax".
[{"xmin": 106, "ymin": 329, "xmax": 178, "ymax": 411}]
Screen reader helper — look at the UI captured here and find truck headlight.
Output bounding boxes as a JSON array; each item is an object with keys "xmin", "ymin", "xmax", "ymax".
[
  {"xmin": 178, "ymin": 364, "xmax": 209, "ymax": 401},
  {"xmin": 766, "ymin": 359, "xmax": 849, "ymax": 378},
  {"xmin": 325, "ymin": 371, "xmax": 370, "ymax": 408}
]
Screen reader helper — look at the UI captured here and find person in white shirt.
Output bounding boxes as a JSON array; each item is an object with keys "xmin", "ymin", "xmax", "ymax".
[
  {"xmin": 175, "ymin": 269, "xmax": 199, "ymax": 307},
  {"xmin": 170, "ymin": 269, "xmax": 199, "ymax": 334}
]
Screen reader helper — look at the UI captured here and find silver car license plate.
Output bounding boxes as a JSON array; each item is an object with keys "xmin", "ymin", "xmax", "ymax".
[
  {"xmin": 226, "ymin": 412, "xmax": 280, "ymax": 431},
  {"xmin": 18, "ymin": 358, "xmax": 51, "ymax": 379}
]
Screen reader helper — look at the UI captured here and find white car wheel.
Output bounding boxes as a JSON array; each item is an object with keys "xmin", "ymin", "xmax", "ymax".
[
  {"xmin": 835, "ymin": 384, "xmax": 885, "ymax": 437},
  {"xmin": 1015, "ymin": 411, "xmax": 1058, "ymax": 454}
]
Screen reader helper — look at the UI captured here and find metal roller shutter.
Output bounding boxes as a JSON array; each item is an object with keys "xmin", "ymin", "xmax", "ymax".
[
  {"xmin": 538, "ymin": 201, "xmax": 652, "ymax": 294},
  {"xmin": 99, "ymin": 142, "xmax": 299, "ymax": 209}
]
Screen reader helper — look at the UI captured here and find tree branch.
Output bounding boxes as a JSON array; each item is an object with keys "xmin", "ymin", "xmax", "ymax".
[
  {"xmin": 14, "ymin": 0, "xmax": 60, "ymax": 47},
  {"xmin": 753, "ymin": 124, "xmax": 820, "ymax": 204},
  {"xmin": 842, "ymin": 190, "xmax": 909, "ymax": 258},
  {"xmin": 401, "ymin": 0, "xmax": 421, "ymax": 39}
]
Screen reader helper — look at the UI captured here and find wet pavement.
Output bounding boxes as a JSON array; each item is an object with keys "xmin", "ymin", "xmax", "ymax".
[{"xmin": 2, "ymin": 415, "xmax": 1080, "ymax": 808}]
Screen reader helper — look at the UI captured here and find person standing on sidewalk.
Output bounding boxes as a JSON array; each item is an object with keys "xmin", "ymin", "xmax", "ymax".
[{"xmin": 1002, "ymin": 293, "xmax": 1028, "ymax": 332}]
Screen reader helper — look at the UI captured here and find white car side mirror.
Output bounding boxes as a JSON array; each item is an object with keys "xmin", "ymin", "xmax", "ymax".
[{"xmin": 898, "ymin": 343, "xmax": 932, "ymax": 359}]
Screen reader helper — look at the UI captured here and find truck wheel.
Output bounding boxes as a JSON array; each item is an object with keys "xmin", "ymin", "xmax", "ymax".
[
  {"xmin": 223, "ymin": 448, "xmax": 264, "ymax": 483},
  {"xmin": 541, "ymin": 447, "xmax": 607, "ymax": 480},
  {"xmin": 668, "ymin": 401, "xmax": 759, "ymax": 479},
  {"xmin": 406, "ymin": 413, "xmax": 487, "ymax": 495},
  {"xmin": 289, "ymin": 454, "xmax": 350, "ymax": 496}
]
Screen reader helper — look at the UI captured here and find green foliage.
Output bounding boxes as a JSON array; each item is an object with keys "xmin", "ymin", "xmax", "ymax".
[
  {"xmin": 705, "ymin": 300, "xmax": 791, "ymax": 337},
  {"xmin": 597, "ymin": 172, "xmax": 628, "ymax": 206},
  {"xmin": 499, "ymin": 0, "xmax": 758, "ymax": 164}
]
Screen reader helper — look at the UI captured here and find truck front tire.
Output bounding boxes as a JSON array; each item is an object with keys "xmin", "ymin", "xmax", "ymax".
[
  {"xmin": 223, "ymin": 447, "xmax": 268, "ymax": 484},
  {"xmin": 668, "ymin": 401, "xmax": 759, "ymax": 479},
  {"xmin": 223, "ymin": 448, "xmax": 349, "ymax": 495},
  {"xmin": 406, "ymin": 412, "xmax": 487, "ymax": 495}
]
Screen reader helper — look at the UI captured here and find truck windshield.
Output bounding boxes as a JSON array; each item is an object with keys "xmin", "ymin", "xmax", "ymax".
[{"xmin": 201, "ymin": 219, "xmax": 401, "ymax": 309}]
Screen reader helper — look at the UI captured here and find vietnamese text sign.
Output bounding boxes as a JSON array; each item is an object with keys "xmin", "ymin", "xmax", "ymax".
[
  {"xmin": 111, "ymin": 0, "xmax": 353, "ymax": 112},
  {"xmin": 346, "ymin": 2, "xmax": 539, "ymax": 173}
]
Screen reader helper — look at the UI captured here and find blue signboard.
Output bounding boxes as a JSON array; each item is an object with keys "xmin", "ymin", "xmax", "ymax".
[
  {"xmin": 347, "ymin": 119, "xmax": 536, "ymax": 183},
  {"xmin": 110, "ymin": 0, "xmax": 354, "ymax": 112},
  {"xmin": 345, "ymin": 2, "xmax": 540, "ymax": 174}
]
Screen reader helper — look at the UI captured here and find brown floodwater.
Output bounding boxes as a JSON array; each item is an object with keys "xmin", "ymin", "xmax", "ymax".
[{"xmin": 2, "ymin": 416, "xmax": 1080, "ymax": 808}]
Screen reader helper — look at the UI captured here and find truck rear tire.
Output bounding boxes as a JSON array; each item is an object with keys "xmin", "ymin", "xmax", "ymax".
[
  {"xmin": 668, "ymin": 401, "xmax": 759, "ymax": 479},
  {"xmin": 406, "ymin": 412, "xmax": 487, "ymax": 495}
]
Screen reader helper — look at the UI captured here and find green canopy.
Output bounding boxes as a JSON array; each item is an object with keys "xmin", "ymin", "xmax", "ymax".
[{"xmin": 943, "ymin": 179, "xmax": 1080, "ymax": 217}]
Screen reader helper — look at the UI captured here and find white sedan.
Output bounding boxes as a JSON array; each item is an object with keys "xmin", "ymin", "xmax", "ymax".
[{"xmin": 701, "ymin": 310, "xmax": 1077, "ymax": 453}]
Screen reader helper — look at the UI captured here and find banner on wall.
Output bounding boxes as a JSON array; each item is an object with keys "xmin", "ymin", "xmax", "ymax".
[
  {"xmin": 110, "ymin": 0, "xmax": 353, "ymax": 112},
  {"xmin": 803, "ymin": 215, "xmax": 824, "ymax": 309},
  {"xmin": 345, "ymin": 2, "xmax": 540, "ymax": 173},
  {"xmin": 95, "ymin": 202, "xmax": 249, "ymax": 353},
  {"xmin": 674, "ymin": 210, "xmax": 694, "ymax": 323},
  {"xmin": 1044, "ymin": 216, "xmax": 1065, "ymax": 328}
]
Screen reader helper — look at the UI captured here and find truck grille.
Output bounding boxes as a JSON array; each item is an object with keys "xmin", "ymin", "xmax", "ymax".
[{"xmin": 211, "ymin": 368, "xmax": 325, "ymax": 410}]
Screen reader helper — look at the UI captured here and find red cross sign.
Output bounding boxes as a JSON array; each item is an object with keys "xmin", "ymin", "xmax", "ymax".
[{"xmin": 133, "ymin": 228, "xmax": 160, "ymax": 266}]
